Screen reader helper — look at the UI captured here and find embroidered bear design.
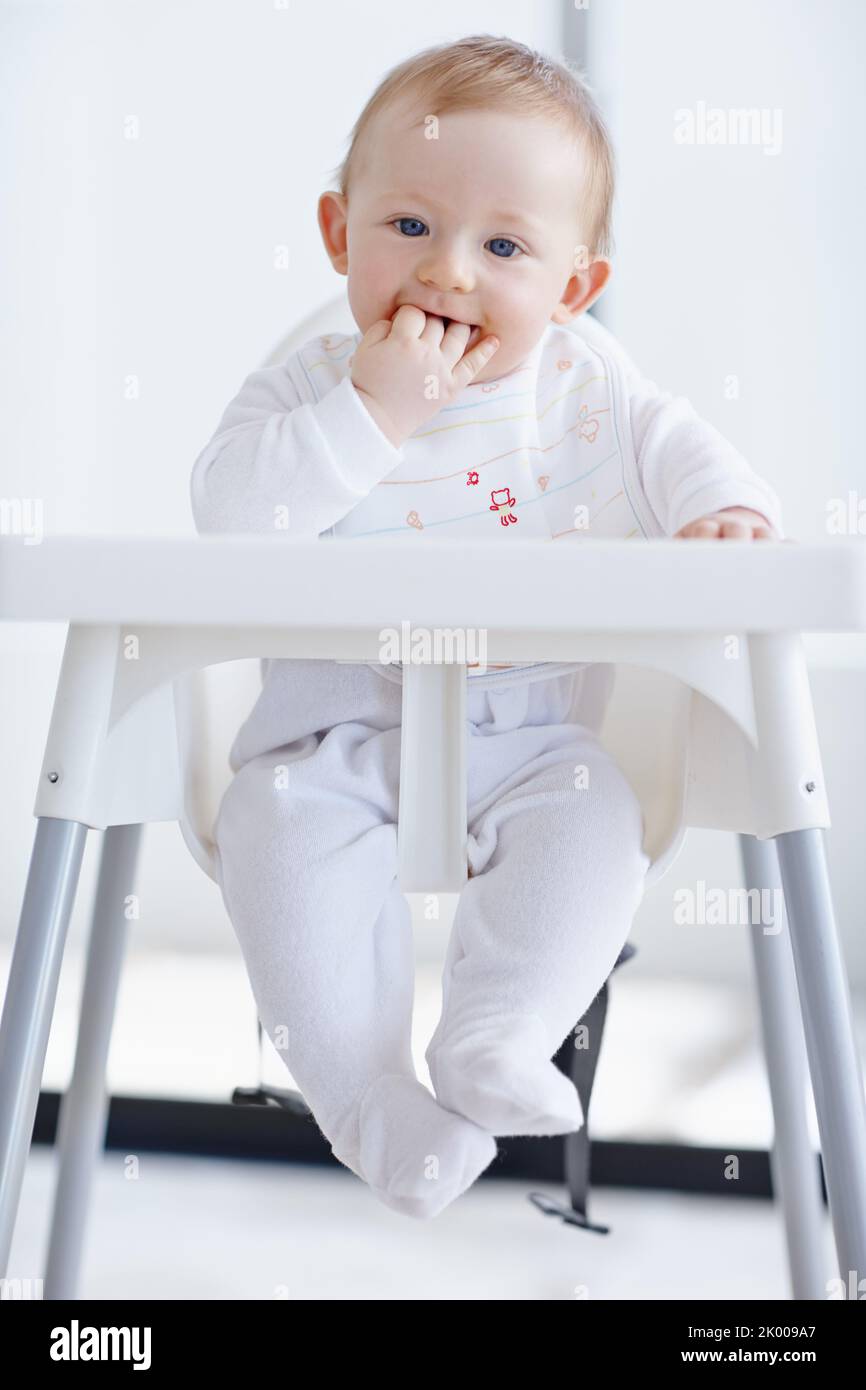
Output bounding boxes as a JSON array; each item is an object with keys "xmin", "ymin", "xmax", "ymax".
[{"xmin": 489, "ymin": 487, "xmax": 518, "ymax": 527}]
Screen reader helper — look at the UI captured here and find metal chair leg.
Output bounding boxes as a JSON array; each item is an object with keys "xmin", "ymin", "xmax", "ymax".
[
  {"xmin": 0, "ymin": 816, "xmax": 88, "ymax": 1276},
  {"xmin": 774, "ymin": 828, "xmax": 866, "ymax": 1296},
  {"xmin": 44, "ymin": 823, "xmax": 141, "ymax": 1300},
  {"xmin": 739, "ymin": 833, "xmax": 828, "ymax": 1299}
]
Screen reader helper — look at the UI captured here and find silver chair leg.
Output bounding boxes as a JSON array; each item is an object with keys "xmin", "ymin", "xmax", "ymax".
[
  {"xmin": 0, "ymin": 816, "xmax": 88, "ymax": 1276},
  {"xmin": 775, "ymin": 828, "xmax": 866, "ymax": 1295},
  {"xmin": 739, "ymin": 833, "xmax": 828, "ymax": 1300},
  {"xmin": 44, "ymin": 823, "xmax": 141, "ymax": 1300}
]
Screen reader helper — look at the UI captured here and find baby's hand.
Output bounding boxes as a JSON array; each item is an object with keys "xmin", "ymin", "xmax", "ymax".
[
  {"xmin": 350, "ymin": 306, "xmax": 499, "ymax": 448},
  {"xmin": 674, "ymin": 507, "xmax": 778, "ymax": 540}
]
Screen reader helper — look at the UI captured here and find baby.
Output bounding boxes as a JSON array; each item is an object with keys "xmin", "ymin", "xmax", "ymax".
[{"xmin": 190, "ymin": 36, "xmax": 783, "ymax": 1220}]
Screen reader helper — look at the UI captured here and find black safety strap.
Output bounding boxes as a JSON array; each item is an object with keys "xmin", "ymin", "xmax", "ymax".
[
  {"xmin": 230, "ymin": 1014, "xmax": 312, "ymax": 1117},
  {"xmin": 528, "ymin": 941, "xmax": 637, "ymax": 1234}
]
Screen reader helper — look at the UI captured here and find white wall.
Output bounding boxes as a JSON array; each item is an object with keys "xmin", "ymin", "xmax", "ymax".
[
  {"xmin": 577, "ymin": 0, "xmax": 866, "ymax": 984},
  {"xmin": 586, "ymin": 0, "xmax": 865, "ymax": 545}
]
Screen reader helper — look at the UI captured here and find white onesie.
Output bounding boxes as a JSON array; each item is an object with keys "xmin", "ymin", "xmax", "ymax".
[
  {"xmin": 190, "ymin": 316, "xmax": 785, "ymax": 765},
  {"xmin": 191, "ymin": 317, "xmax": 784, "ymax": 544}
]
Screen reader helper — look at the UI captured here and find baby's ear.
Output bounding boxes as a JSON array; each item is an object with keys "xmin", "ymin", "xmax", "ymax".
[
  {"xmin": 554, "ymin": 258, "xmax": 613, "ymax": 323},
  {"xmin": 317, "ymin": 191, "xmax": 349, "ymax": 274}
]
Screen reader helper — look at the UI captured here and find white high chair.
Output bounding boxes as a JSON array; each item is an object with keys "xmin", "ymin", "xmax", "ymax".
[{"xmin": 1, "ymin": 295, "xmax": 865, "ymax": 1303}]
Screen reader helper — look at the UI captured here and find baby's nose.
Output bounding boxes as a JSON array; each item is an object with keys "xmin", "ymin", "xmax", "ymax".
[{"xmin": 419, "ymin": 257, "xmax": 475, "ymax": 295}]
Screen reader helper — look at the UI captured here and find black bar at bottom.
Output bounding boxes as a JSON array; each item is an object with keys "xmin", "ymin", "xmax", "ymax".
[{"xmin": 31, "ymin": 1090, "xmax": 827, "ymax": 1203}]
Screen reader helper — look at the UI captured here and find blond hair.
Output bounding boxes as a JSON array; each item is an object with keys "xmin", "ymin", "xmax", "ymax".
[{"xmin": 330, "ymin": 34, "xmax": 616, "ymax": 259}]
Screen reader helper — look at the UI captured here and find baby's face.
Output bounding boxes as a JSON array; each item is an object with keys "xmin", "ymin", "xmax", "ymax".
[{"xmin": 319, "ymin": 101, "xmax": 610, "ymax": 383}]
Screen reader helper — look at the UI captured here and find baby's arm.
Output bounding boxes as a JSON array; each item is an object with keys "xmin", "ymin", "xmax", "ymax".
[
  {"xmin": 191, "ymin": 310, "xmax": 499, "ymax": 539},
  {"xmin": 628, "ymin": 372, "xmax": 785, "ymax": 540},
  {"xmin": 190, "ymin": 359, "xmax": 404, "ymax": 538}
]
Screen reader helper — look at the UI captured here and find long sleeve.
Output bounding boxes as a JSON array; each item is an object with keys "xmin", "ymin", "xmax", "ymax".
[
  {"xmin": 190, "ymin": 360, "xmax": 404, "ymax": 538},
  {"xmin": 628, "ymin": 373, "xmax": 785, "ymax": 538}
]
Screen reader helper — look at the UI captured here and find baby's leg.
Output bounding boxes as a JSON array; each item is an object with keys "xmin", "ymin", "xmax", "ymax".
[
  {"xmin": 426, "ymin": 731, "xmax": 650, "ymax": 1136},
  {"xmin": 214, "ymin": 721, "xmax": 495, "ymax": 1217}
]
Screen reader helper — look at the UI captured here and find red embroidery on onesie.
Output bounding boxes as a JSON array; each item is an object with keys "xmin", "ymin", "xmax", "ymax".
[
  {"xmin": 466, "ymin": 471, "xmax": 479, "ymax": 486},
  {"xmin": 489, "ymin": 487, "xmax": 518, "ymax": 527}
]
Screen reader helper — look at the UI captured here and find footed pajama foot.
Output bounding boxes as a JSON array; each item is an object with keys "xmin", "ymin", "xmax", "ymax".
[
  {"xmin": 331, "ymin": 1073, "xmax": 498, "ymax": 1219},
  {"xmin": 427, "ymin": 1013, "xmax": 584, "ymax": 1137}
]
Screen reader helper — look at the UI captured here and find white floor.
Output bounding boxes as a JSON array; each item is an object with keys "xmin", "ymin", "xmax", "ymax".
[
  {"xmin": 8, "ymin": 1144, "xmax": 834, "ymax": 1301},
  {"xmin": 1, "ymin": 944, "xmax": 859, "ymax": 1300}
]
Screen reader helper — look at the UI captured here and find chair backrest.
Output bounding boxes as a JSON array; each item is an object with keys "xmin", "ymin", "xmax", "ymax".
[
  {"xmin": 179, "ymin": 293, "xmax": 695, "ymax": 886},
  {"xmin": 175, "ymin": 659, "xmax": 265, "ymax": 879},
  {"xmin": 600, "ymin": 663, "xmax": 690, "ymax": 883}
]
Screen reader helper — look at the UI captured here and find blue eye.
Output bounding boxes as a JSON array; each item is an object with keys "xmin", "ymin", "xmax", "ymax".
[
  {"xmin": 488, "ymin": 237, "xmax": 521, "ymax": 258},
  {"xmin": 391, "ymin": 219, "xmax": 523, "ymax": 257},
  {"xmin": 394, "ymin": 217, "xmax": 427, "ymax": 237}
]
